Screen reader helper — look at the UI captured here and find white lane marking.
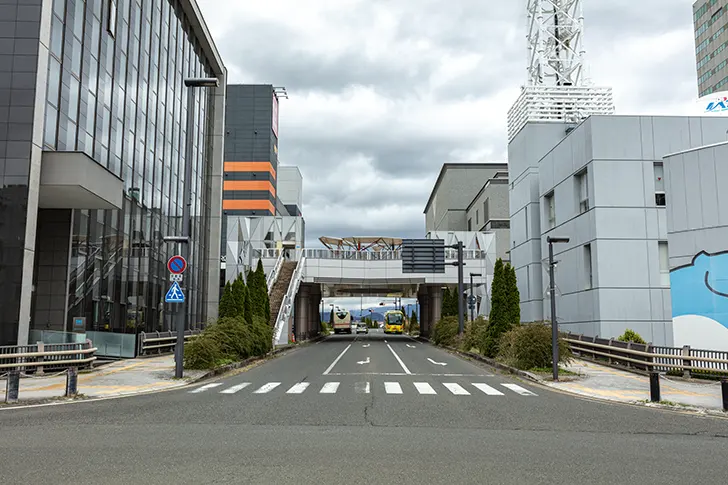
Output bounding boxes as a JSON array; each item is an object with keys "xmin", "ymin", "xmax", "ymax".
[
  {"xmin": 253, "ymin": 382, "xmax": 281, "ymax": 394},
  {"xmin": 355, "ymin": 382, "xmax": 370, "ymax": 394},
  {"xmin": 357, "ymin": 357, "xmax": 371, "ymax": 365},
  {"xmin": 320, "ymin": 382, "xmax": 340, "ymax": 394},
  {"xmin": 472, "ymin": 383, "xmax": 504, "ymax": 396},
  {"xmin": 189, "ymin": 383, "xmax": 223, "ymax": 393},
  {"xmin": 413, "ymin": 382, "xmax": 437, "ymax": 395},
  {"xmin": 219, "ymin": 383, "xmax": 251, "ymax": 394},
  {"xmin": 323, "ymin": 343, "xmax": 352, "ymax": 375},
  {"xmin": 286, "ymin": 382, "xmax": 310, "ymax": 394},
  {"xmin": 362, "ymin": 344, "xmax": 370, "ymax": 348},
  {"xmin": 323, "ymin": 372, "xmax": 489, "ymax": 377},
  {"xmin": 387, "ymin": 344, "xmax": 412, "ymax": 375},
  {"xmin": 427, "ymin": 357, "xmax": 447, "ymax": 366},
  {"xmin": 443, "ymin": 383, "xmax": 470, "ymax": 396},
  {"xmin": 384, "ymin": 382, "xmax": 403, "ymax": 394},
  {"xmin": 406, "ymin": 344, "xmax": 416, "ymax": 348},
  {"xmin": 502, "ymin": 383, "xmax": 538, "ymax": 396}
]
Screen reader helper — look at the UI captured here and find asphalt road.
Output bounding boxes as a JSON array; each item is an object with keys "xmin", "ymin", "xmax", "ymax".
[{"xmin": 2, "ymin": 329, "xmax": 728, "ymax": 484}]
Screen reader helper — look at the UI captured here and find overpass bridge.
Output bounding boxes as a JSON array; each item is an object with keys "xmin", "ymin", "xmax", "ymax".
[{"xmin": 226, "ymin": 239, "xmax": 496, "ymax": 346}]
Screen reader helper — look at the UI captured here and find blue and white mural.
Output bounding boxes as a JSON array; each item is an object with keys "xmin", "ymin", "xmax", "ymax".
[{"xmin": 670, "ymin": 251, "xmax": 728, "ymax": 350}]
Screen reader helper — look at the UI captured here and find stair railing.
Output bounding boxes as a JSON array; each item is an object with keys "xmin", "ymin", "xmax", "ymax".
[
  {"xmin": 266, "ymin": 250, "xmax": 285, "ymax": 295},
  {"xmin": 272, "ymin": 255, "xmax": 306, "ymax": 347}
]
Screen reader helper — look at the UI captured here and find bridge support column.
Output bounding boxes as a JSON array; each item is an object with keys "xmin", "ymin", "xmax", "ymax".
[
  {"xmin": 308, "ymin": 285, "xmax": 321, "ymax": 338},
  {"xmin": 294, "ymin": 285, "xmax": 310, "ymax": 342},
  {"xmin": 430, "ymin": 285, "xmax": 442, "ymax": 332},
  {"xmin": 418, "ymin": 287, "xmax": 431, "ymax": 338}
]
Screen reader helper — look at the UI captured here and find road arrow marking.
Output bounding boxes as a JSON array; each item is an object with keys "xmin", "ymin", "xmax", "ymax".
[
  {"xmin": 362, "ymin": 344, "xmax": 370, "ymax": 348},
  {"xmin": 357, "ymin": 357, "xmax": 370, "ymax": 365},
  {"xmin": 406, "ymin": 344, "xmax": 416, "ymax": 348},
  {"xmin": 427, "ymin": 358, "xmax": 447, "ymax": 366}
]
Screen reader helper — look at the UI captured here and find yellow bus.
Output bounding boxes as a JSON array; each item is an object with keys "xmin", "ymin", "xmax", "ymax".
[{"xmin": 383, "ymin": 310, "xmax": 405, "ymax": 334}]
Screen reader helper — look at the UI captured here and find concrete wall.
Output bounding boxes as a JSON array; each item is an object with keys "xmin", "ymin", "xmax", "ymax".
[
  {"xmin": 466, "ymin": 176, "xmax": 509, "ymax": 262},
  {"xmin": 277, "ymin": 166, "xmax": 303, "ymax": 210},
  {"xmin": 664, "ymin": 141, "xmax": 728, "ymax": 350},
  {"xmin": 508, "ymin": 123, "xmax": 570, "ymax": 323}
]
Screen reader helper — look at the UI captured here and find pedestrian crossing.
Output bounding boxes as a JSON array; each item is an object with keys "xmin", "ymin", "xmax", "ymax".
[{"xmin": 188, "ymin": 380, "xmax": 538, "ymax": 397}]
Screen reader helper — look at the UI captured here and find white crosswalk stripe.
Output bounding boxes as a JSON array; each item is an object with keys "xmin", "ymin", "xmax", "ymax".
[
  {"xmin": 472, "ymin": 383, "xmax": 504, "ymax": 396},
  {"xmin": 286, "ymin": 382, "xmax": 310, "ymax": 394},
  {"xmin": 413, "ymin": 382, "xmax": 437, "ymax": 395},
  {"xmin": 501, "ymin": 383, "xmax": 537, "ymax": 396},
  {"xmin": 189, "ymin": 381, "xmax": 539, "ymax": 398},
  {"xmin": 189, "ymin": 383, "xmax": 222, "ymax": 393},
  {"xmin": 443, "ymin": 383, "xmax": 470, "ymax": 395},
  {"xmin": 253, "ymin": 382, "xmax": 281, "ymax": 394},
  {"xmin": 384, "ymin": 382, "xmax": 403, "ymax": 394},
  {"xmin": 320, "ymin": 382, "xmax": 340, "ymax": 394},
  {"xmin": 220, "ymin": 383, "xmax": 251, "ymax": 394}
]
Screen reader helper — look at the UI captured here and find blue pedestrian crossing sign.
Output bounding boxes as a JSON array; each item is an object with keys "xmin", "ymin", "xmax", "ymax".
[{"xmin": 165, "ymin": 281, "xmax": 185, "ymax": 303}]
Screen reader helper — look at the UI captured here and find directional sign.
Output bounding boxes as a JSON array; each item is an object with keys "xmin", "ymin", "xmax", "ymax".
[
  {"xmin": 167, "ymin": 255, "xmax": 187, "ymax": 275},
  {"xmin": 165, "ymin": 281, "xmax": 185, "ymax": 303}
]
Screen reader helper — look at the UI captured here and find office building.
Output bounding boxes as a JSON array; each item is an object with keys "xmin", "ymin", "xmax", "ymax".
[
  {"xmin": 509, "ymin": 115, "xmax": 728, "ymax": 346},
  {"xmin": 694, "ymin": 0, "xmax": 728, "ymax": 97},
  {"xmin": 0, "ymin": 0, "xmax": 226, "ymax": 347}
]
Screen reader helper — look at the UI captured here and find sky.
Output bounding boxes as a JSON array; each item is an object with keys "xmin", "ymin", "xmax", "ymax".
[{"xmin": 197, "ymin": 0, "xmax": 699, "ymax": 249}]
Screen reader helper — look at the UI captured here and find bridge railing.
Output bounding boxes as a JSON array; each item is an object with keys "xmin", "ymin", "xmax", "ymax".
[
  {"xmin": 266, "ymin": 250, "xmax": 285, "ymax": 294},
  {"xmin": 301, "ymin": 249, "xmax": 489, "ymax": 260},
  {"xmin": 273, "ymin": 255, "xmax": 306, "ymax": 347}
]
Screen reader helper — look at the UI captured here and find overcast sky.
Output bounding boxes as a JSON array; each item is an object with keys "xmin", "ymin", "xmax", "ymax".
[{"xmin": 197, "ymin": 0, "xmax": 698, "ymax": 248}]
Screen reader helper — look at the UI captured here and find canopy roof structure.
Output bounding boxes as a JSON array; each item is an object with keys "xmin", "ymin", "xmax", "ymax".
[{"xmin": 318, "ymin": 236, "xmax": 403, "ymax": 251}]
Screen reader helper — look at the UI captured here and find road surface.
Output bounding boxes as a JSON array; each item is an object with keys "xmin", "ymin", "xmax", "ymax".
[{"xmin": 2, "ymin": 330, "xmax": 727, "ymax": 484}]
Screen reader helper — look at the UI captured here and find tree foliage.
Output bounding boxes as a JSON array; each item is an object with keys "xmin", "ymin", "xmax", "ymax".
[
  {"xmin": 497, "ymin": 323, "xmax": 573, "ymax": 370},
  {"xmin": 484, "ymin": 258, "xmax": 513, "ymax": 357},
  {"xmin": 617, "ymin": 329, "xmax": 646, "ymax": 344},
  {"xmin": 432, "ymin": 316, "xmax": 459, "ymax": 347},
  {"xmin": 231, "ymin": 274, "xmax": 247, "ymax": 319},
  {"xmin": 218, "ymin": 282, "xmax": 237, "ymax": 319},
  {"xmin": 184, "ymin": 316, "xmax": 273, "ymax": 370},
  {"xmin": 504, "ymin": 262, "xmax": 520, "ymax": 326}
]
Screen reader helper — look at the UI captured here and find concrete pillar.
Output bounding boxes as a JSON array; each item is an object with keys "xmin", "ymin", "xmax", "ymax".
[
  {"xmin": 294, "ymin": 285, "xmax": 310, "ymax": 342},
  {"xmin": 430, "ymin": 286, "xmax": 442, "ymax": 330},
  {"xmin": 418, "ymin": 288, "xmax": 431, "ymax": 338}
]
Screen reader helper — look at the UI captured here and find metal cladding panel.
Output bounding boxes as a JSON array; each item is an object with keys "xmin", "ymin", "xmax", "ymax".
[{"xmin": 401, "ymin": 239, "xmax": 445, "ymax": 273}]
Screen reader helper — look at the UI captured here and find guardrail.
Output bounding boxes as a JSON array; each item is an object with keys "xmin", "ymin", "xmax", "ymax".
[
  {"xmin": 0, "ymin": 340, "xmax": 97, "ymax": 373},
  {"xmin": 273, "ymin": 255, "xmax": 306, "ymax": 346},
  {"xmin": 299, "ymin": 249, "xmax": 488, "ymax": 260},
  {"xmin": 266, "ymin": 250, "xmax": 285, "ymax": 295},
  {"xmin": 137, "ymin": 330, "xmax": 203, "ymax": 356},
  {"xmin": 565, "ymin": 333, "xmax": 728, "ymax": 378}
]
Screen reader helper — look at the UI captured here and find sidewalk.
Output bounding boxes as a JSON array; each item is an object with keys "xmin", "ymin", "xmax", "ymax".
[
  {"xmin": 544, "ymin": 359, "xmax": 726, "ymax": 411},
  {"xmin": 1, "ymin": 355, "xmax": 207, "ymax": 404}
]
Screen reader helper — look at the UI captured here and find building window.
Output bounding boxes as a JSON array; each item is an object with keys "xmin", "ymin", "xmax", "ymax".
[
  {"xmin": 659, "ymin": 241, "xmax": 669, "ymax": 286},
  {"xmin": 468, "ymin": 218, "xmax": 472, "ymax": 231},
  {"xmin": 545, "ymin": 192, "xmax": 555, "ymax": 229},
  {"xmin": 108, "ymin": 0, "xmax": 117, "ymax": 37},
  {"xmin": 654, "ymin": 162, "xmax": 666, "ymax": 206},
  {"xmin": 584, "ymin": 244, "xmax": 593, "ymax": 289},
  {"xmin": 576, "ymin": 169, "xmax": 589, "ymax": 213}
]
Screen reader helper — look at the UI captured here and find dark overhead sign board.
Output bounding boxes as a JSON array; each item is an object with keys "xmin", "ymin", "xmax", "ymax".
[{"xmin": 401, "ymin": 239, "xmax": 445, "ymax": 273}]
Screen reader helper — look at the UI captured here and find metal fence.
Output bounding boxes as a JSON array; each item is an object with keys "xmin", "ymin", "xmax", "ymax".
[
  {"xmin": 299, "ymin": 248, "xmax": 488, "ymax": 261},
  {"xmin": 137, "ymin": 330, "xmax": 203, "ymax": 356},
  {"xmin": 565, "ymin": 333, "xmax": 728, "ymax": 378},
  {"xmin": 0, "ymin": 340, "xmax": 97, "ymax": 373}
]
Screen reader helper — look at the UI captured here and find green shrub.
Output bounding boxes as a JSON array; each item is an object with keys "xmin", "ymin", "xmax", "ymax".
[
  {"xmin": 461, "ymin": 316, "xmax": 489, "ymax": 353},
  {"xmin": 232, "ymin": 275, "xmax": 247, "ymax": 319},
  {"xmin": 497, "ymin": 323, "xmax": 573, "ymax": 370},
  {"xmin": 408, "ymin": 310, "xmax": 419, "ymax": 335},
  {"xmin": 485, "ymin": 258, "xmax": 518, "ymax": 357},
  {"xmin": 218, "ymin": 282, "xmax": 237, "ymax": 319},
  {"xmin": 183, "ymin": 315, "xmax": 273, "ymax": 370},
  {"xmin": 432, "ymin": 316, "xmax": 459, "ymax": 347},
  {"xmin": 617, "ymin": 329, "xmax": 646, "ymax": 344}
]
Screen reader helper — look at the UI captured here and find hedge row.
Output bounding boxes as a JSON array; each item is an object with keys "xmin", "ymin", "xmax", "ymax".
[{"xmin": 184, "ymin": 316, "xmax": 272, "ymax": 370}]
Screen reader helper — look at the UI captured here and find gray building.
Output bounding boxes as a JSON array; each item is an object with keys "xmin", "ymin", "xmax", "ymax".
[
  {"xmin": 694, "ymin": 0, "xmax": 728, "ymax": 97},
  {"xmin": 424, "ymin": 163, "xmax": 508, "ymax": 233},
  {"xmin": 0, "ymin": 0, "xmax": 226, "ymax": 346},
  {"xmin": 465, "ymin": 171, "xmax": 510, "ymax": 262},
  {"xmin": 277, "ymin": 165, "xmax": 303, "ymax": 217},
  {"xmin": 663, "ymin": 141, "xmax": 728, "ymax": 350},
  {"xmin": 509, "ymin": 115, "xmax": 728, "ymax": 346}
]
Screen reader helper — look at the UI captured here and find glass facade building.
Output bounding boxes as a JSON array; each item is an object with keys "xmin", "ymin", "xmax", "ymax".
[{"xmin": 0, "ymin": 0, "xmax": 226, "ymax": 346}]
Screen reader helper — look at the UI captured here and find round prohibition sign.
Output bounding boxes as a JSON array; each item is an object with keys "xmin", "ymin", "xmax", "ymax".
[{"xmin": 167, "ymin": 255, "xmax": 187, "ymax": 274}]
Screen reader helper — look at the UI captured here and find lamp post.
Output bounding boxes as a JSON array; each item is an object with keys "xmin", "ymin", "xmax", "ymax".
[
  {"xmin": 171, "ymin": 77, "xmax": 218, "ymax": 379},
  {"xmin": 469, "ymin": 273, "xmax": 482, "ymax": 322},
  {"xmin": 547, "ymin": 236, "xmax": 569, "ymax": 381}
]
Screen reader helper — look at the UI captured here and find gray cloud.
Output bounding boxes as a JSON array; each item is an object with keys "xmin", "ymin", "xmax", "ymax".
[{"xmin": 199, "ymin": 0, "xmax": 695, "ymax": 246}]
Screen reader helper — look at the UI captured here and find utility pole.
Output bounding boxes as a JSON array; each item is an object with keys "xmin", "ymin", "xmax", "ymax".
[
  {"xmin": 547, "ymin": 236, "xmax": 569, "ymax": 381},
  {"xmin": 447, "ymin": 241, "xmax": 466, "ymax": 335}
]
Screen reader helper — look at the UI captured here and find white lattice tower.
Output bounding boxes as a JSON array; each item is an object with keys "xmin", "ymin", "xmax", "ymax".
[{"xmin": 527, "ymin": 0, "xmax": 585, "ymax": 87}]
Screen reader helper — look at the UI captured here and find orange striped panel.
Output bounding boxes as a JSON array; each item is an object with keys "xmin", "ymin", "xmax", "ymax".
[
  {"xmin": 224, "ymin": 161, "xmax": 276, "ymax": 179},
  {"xmin": 223, "ymin": 180, "xmax": 276, "ymax": 196},
  {"xmin": 223, "ymin": 200, "xmax": 276, "ymax": 213}
]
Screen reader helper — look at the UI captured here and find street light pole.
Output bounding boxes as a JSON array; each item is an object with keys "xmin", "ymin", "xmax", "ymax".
[
  {"xmin": 172, "ymin": 77, "xmax": 218, "ymax": 379},
  {"xmin": 547, "ymin": 236, "xmax": 569, "ymax": 381},
  {"xmin": 456, "ymin": 241, "xmax": 465, "ymax": 335}
]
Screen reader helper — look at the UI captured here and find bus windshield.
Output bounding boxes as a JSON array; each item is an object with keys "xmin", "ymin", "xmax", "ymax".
[{"xmin": 386, "ymin": 314, "xmax": 403, "ymax": 324}]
